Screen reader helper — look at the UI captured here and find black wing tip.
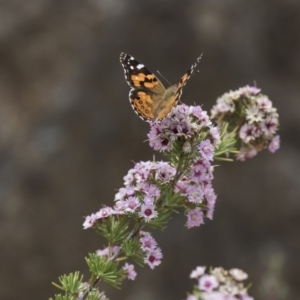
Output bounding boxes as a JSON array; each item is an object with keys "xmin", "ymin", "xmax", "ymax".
[
  {"xmin": 196, "ymin": 53, "xmax": 203, "ymax": 63},
  {"xmin": 120, "ymin": 52, "xmax": 126, "ymax": 61}
]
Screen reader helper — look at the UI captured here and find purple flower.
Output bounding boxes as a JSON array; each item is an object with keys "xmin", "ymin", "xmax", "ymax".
[
  {"xmin": 143, "ymin": 195, "xmax": 154, "ymax": 205},
  {"xmin": 145, "ymin": 248, "xmax": 163, "ymax": 269},
  {"xmin": 236, "ymin": 146, "xmax": 258, "ymax": 161},
  {"xmin": 198, "ymin": 274, "xmax": 219, "ymax": 292},
  {"xmin": 239, "ymin": 124, "xmax": 255, "ymax": 143},
  {"xmin": 96, "ymin": 246, "xmax": 120, "ymax": 257},
  {"xmin": 186, "ymin": 185, "xmax": 204, "ymax": 203},
  {"xmin": 192, "ymin": 159, "xmax": 212, "ymax": 182},
  {"xmin": 155, "ymin": 161, "xmax": 176, "ymax": 182},
  {"xmin": 139, "ymin": 203, "xmax": 158, "ymax": 222},
  {"xmin": 175, "ymin": 176, "xmax": 189, "ymax": 194},
  {"xmin": 148, "ymin": 104, "xmax": 217, "ymax": 152},
  {"xmin": 268, "ymin": 135, "xmax": 280, "ymax": 153},
  {"xmin": 123, "ymin": 263, "xmax": 137, "ymax": 280},
  {"xmin": 186, "ymin": 208, "xmax": 204, "ymax": 228},
  {"xmin": 139, "ymin": 232, "xmax": 157, "ymax": 253},
  {"xmin": 262, "ymin": 116, "xmax": 278, "ymax": 136},
  {"xmin": 95, "ymin": 207, "xmax": 115, "ymax": 219},
  {"xmin": 204, "ymin": 186, "xmax": 217, "ymax": 204},
  {"xmin": 211, "ymin": 85, "xmax": 279, "ymax": 161},
  {"xmin": 124, "ymin": 196, "xmax": 140, "ymax": 212},
  {"xmin": 83, "ymin": 213, "xmax": 98, "ymax": 229},
  {"xmin": 114, "ymin": 187, "xmax": 127, "ymax": 201},
  {"xmin": 198, "ymin": 140, "xmax": 214, "ymax": 161},
  {"xmin": 239, "ymin": 85, "xmax": 260, "ymax": 96},
  {"xmin": 209, "ymin": 127, "xmax": 221, "ymax": 146},
  {"xmin": 257, "ymin": 96, "xmax": 272, "ymax": 112},
  {"xmin": 206, "ymin": 200, "xmax": 215, "ymax": 220},
  {"xmin": 114, "ymin": 200, "xmax": 126, "ymax": 211},
  {"xmin": 190, "ymin": 266, "xmax": 206, "ymax": 279},
  {"xmin": 143, "ymin": 183, "xmax": 160, "ymax": 198}
]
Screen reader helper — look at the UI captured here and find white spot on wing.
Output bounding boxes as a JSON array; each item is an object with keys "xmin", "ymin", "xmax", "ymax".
[{"xmin": 136, "ymin": 64, "xmax": 144, "ymax": 69}]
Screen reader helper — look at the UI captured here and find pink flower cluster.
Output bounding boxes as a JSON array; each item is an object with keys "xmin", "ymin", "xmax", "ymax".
[
  {"xmin": 148, "ymin": 104, "xmax": 220, "ymax": 152},
  {"xmin": 114, "ymin": 160, "xmax": 176, "ymax": 222},
  {"xmin": 187, "ymin": 266, "xmax": 254, "ymax": 300},
  {"xmin": 146, "ymin": 104, "xmax": 220, "ymax": 226},
  {"xmin": 211, "ymin": 85, "xmax": 280, "ymax": 161},
  {"xmin": 140, "ymin": 231, "xmax": 163, "ymax": 269},
  {"xmin": 176, "ymin": 155, "xmax": 217, "ymax": 226},
  {"xmin": 83, "ymin": 206, "xmax": 123, "ymax": 229}
]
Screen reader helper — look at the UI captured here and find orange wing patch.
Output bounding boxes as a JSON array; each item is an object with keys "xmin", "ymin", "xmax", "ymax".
[
  {"xmin": 130, "ymin": 74, "xmax": 159, "ymax": 89},
  {"xmin": 156, "ymin": 96, "xmax": 177, "ymax": 120},
  {"xmin": 177, "ymin": 73, "xmax": 189, "ymax": 88},
  {"xmin": 131, "ymin": 91, "xmax": 155, "ymax": 119}
]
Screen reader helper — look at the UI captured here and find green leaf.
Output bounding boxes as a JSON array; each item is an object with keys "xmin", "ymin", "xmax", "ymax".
[
  {"xmin": 96, "ymin": 216, "xmax": 129, "ymax": 245},
  {"xmin": 85, "ymin": 254, "xmax": 124, "ymax": 288},
  {"xmin": 51, "ymin": 272, "xmax": 83, "ymax": 294}
]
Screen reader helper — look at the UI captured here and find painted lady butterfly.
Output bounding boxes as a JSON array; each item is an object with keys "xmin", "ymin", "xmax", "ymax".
[{"xmin": 120, "ymin": 52, "xmax": 202, "ymax": 121}]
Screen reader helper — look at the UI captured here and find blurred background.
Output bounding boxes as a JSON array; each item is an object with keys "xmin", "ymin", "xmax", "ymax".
[{"xmin": 0, "ymin": 0, "xmax": 299, "ymax": 299}]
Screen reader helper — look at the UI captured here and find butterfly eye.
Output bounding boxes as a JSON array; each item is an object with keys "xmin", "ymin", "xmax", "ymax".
[{"xmin": 139, "ymin": 101, "xmax": 143, "ymax": 104}]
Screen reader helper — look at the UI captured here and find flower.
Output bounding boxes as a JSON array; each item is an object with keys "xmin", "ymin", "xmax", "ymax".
[
  {"xmin": 186, "ymin": 208, "xmax": 204, "ymax": 228},
  {"xmin": 198, "ymin": 140, "xmax": 214, "ymax": 161},
  {"xmin": 145, "ymin": 248, "xmax": 163, "ymax": 269},
  {"xmin": 124, "ymin": 196, "xmax": 140, "ymax": 212},
  {"xmin": 148, "ymin": 104, "xmax": 219, "ymax": 153},
  {"xmin": 83, "ymin": 213, "xmax": 98, "ymax": 229},
  {"xmin": 198, "ymin": 275, "xmax": 219, "ymax": 292},
  {"xmin": 268, "ymin": 135, "xmax": 280, "ymax": 153},
  {"xmin": 123, "ymin": 263, "xmax": 137, "ymax": 280},
  {"xmin": 139, "ymin": 203, "xmax": 158, "ymax": 222},
  {"xmin": 187, "ymin": 267, "xmax": 254, "ymax": 300},
  {"xmin": 211, "ymin": 85, "xmax": 280, "ymax": 161},
  {"xmin": 143, "ymin": 183, "xmax": 160, "ymax": 198},
  {"xmin": 190, "ymin": 266, "xmax": 206, "ymax": 279},
  {"xmin": 209, "ymin": 127, "xmax": 221, "ymax": 146},
  {"xmin": 95, "ymin": 207, "xmax": 115, "ymax": 219},
  {"xmin": 229, "ymin": 269, "xmax": 248, "ymax": 281},
  {"xmin": 139, "ymin": 232, "xmax": 158, "ymax": 253},
  {"xmin": 96, "ymin": 246, "xmax": 120, "ymax": 257},
  {"xmin": 239, "ymin": 124, "xmax": 256, "ymax": 143},
  {"xmin": 245, "ymin": 104, "xmax": 264, "ymax": 124},
  {"xmin": 186, "ymin": 185, "xmax": 204, "ymax": 203}
]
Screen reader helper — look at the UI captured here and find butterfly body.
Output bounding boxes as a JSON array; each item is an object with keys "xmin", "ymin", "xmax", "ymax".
[{"xmin": 120, "ymin": 52, "xmax": 202, "ymax": 121}]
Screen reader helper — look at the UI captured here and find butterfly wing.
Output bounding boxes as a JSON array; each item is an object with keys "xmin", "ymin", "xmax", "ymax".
[
  {"xmin": 120, "ymin": 52, "xmax": 165, "ymax": 121},
  {"xmin": 154, "ymin": 54, "xmax": 203, "ymax": 120},
  {"xmin": 174, "ymin": 54, "xmax": 203, "ymax": 105}
]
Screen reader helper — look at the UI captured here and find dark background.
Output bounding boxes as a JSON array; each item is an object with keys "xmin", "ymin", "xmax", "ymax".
[{"xmin": 0, "ymin": 0, "xmax": 299, "ymax": 299}]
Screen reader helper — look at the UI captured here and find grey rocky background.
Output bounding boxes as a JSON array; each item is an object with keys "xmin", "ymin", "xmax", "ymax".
[{"xmin": 0, "ymin": 0, "xmax": 299, "ymax": 299}]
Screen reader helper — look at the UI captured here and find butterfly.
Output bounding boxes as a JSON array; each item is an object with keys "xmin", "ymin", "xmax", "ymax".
[{"xmin": 120, "ymin": 52, "xmax": 202, "ymax": 121}]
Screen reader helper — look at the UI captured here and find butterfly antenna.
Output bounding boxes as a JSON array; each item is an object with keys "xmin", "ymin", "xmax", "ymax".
[{"xmin": 156, "ymin": 70, "xmax": 172, "ymax": 86}]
